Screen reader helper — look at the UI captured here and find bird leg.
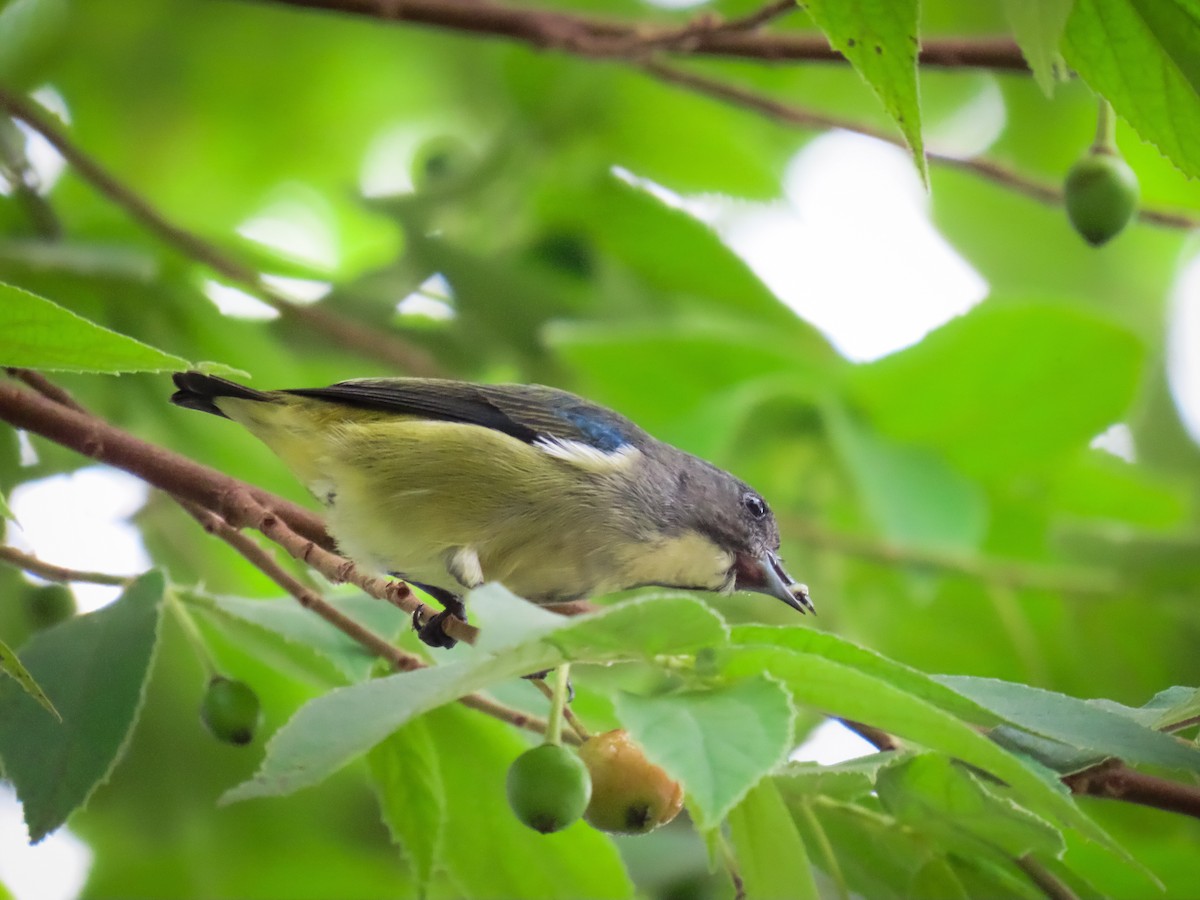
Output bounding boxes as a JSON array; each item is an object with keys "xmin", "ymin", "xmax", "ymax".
[{"xmin": 408, "ymin": 582, "xmax": 466, "ymax": 649}]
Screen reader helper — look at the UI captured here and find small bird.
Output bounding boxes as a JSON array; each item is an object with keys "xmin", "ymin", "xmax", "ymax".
[{"xmin": 171, "ymin": 372, "xmax": 812, "ymax": 647}]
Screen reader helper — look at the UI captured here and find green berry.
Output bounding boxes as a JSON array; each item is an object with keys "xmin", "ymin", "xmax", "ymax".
[
  {"xmin": 1064, "ymin": 151, "xmax": 1139, "ymax": 246},
  {"xmin": 23, "ymin": 584, "xmax": 76, "ymax": 630},
  {"xmin": 200, "ymin": 676, "xmax": 261, "ymax": 746},
  {"xmin": 506, "ymin": 743, "xmax": 592, "ymax": 834},
  {"xmin": 410, "ymin": 136, "xmax": 473, "ymax": 192}
]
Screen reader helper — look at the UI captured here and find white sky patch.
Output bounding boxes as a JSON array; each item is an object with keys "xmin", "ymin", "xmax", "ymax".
[
  {"xmin": 711, "ymin": 131, "xmax": 989, "ymax": 362},
  {"xmin": 1, "ymin": 85, "xmax": 69, "ymax": 197},
  {"xmin": 202, "ymin": 279, "xmax": 279, "ymax": 321},
  {"xmin": 397, "ymin": 273, "xmax": 456, "ymax": 320},
  {"xmin": 1090, "ymin": 423, "xmax": 1136, "ymax": 463},
  {"xmin": 259, "ymin": 274, "xmax": 331, "ymax": 305},
  {"xmin": 237, "ymin": 184, "xmax": 340, "ymax": 272},
  {"xmin": 1167, "ymin": 251, "xmax": 1200, "ymax": 446},
  {"xmin": 790, "ymin": 719, "xmax": 879, "ymax": 765},
  {"xmin": 8, "ymin": 468, "xmax": 150, "ymax": 613},
  {"xmin": 0, "ymin": 785, "xmax": 92, "ymax": 900},
  {"xmin": 924, "ymin": 75, "xmax": 1007, "ymax": 159}
]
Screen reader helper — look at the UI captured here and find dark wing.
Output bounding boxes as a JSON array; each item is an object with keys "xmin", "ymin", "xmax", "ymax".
[{"xmin": 284, "ymin": 378, "xmax": 646, "ymax": 452}]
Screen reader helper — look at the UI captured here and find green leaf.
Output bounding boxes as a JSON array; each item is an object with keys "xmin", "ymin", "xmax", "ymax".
[
  {"xmin": 876, "ymin": 754, "xmax": 1065, "ymax": 860},
  {"xmin": 0, "ymin": 486, "xmax": 13, "ymax": 522},
  {"xmin": 190, "ymin": 591, "xmax": 410, "ymax": 684},
  {"xmin": 719, "ymin": 646, "xmax": 1112, "ymax": 848},
  {"xmin": 0, "ymin": 633, "xmax": 59, "ymax": 720},
  {"xmin": 728, "ymin": 778, "xmax": 819, "ymax": 900},
  {"xmin": 0, "ymin": 282, "xmax": 190, "ymax": 373},
  {"xmin": 1002, "ymin": 0, "xmax": 1076, "ymax": 95},
  {"xmin": 0, "ymin": 571, "xmax": 164, "ymax": 842},
  {"xmin": 222, "ymin": 593, "xmax": 726, "ymax": 803},
  {"xmin": 804, "ymin": 0, "xmax": 925, "ymax": 180},
  {"xmin": 848, "ymin": 303, "xmax": 1144, "ymax": 476},
  {"xmin": 613, "ymin": 676, "xmax": 795, "ymax": 830},
  {"xmin": 730, "ymin": 625, "xmax": 1000, "ymax": 726},
  {"xmin": 826, "ymin": 408, "xmax": 987, "ymax": 554},
  {"xmin": 936, "ymin": 676, "xmax": 1200, "ymax": 774},
  {"xmin": 777, "ymin": 753, "xmax": 906, "ymax": 801},
  {"xmin": 1064, "ymin": 0, "xmax": 1200, "ymax": 179},
  {"xmin": 0, "ymin": 0, "xmax": 68, "ymax": 88},
  {"xmin": 367, "ymin": 717, "xmax": 444, "ymax": 895}
]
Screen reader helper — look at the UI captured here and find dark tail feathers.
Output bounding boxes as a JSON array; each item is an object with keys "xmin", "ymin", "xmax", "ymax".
[{"xmin": 171, "ymin": 371, "xmax": 272, "ymax": 418}]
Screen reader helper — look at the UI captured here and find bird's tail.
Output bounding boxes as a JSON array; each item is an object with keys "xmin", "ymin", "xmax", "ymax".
[{"xmin": 170, "ymin": 371, "xmax": 273, "ymax": 419}]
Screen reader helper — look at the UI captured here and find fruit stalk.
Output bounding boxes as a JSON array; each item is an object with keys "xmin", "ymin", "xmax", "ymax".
[{"xmin": 545, "ymin": 663, "xmax": 571, "ymax": 746}]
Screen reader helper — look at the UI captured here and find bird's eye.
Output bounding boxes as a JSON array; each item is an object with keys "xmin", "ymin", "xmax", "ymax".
[{"xmin": 743, "ymin": 494, "xmax": 768, "ymax": 519}]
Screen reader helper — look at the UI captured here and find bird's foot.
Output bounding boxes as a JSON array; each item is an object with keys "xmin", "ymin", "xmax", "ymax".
[{"xmin": 410, "ymin": 587, "xmax": 467, "ymax": 649}]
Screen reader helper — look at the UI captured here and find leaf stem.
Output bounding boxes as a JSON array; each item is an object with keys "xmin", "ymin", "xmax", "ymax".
[
  {"xmin": 545, "ymin": 663, "xmax": 571, "ymax": 746},
  {"xmin": 1092, "ymin": 100, "xmax": 1118, "ymax": 154},
  {"xmin": 798, "ymin": 798, "xmax": 849, "ymax": 900},
  {"xmin": 168, "ymin": 589, "xmax": 220, "ymax": 678}
]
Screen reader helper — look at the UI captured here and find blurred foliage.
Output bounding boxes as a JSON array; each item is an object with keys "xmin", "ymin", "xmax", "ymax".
[{"xmin": 1, "ymin": 0, "xmax": 1200, "ymax": 897}]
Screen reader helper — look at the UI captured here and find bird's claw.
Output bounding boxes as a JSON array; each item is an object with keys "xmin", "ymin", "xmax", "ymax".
[{"xmin": 412, "ymin": 605, "xmax": 460, "ymax": 649}]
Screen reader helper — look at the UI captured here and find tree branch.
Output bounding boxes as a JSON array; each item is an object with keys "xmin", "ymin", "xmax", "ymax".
[
  {"xmin": 0, "ymin": 544, "xmax": 132, "ymax": 586},
  {"xmin": 0, "ymin": 88, "xmax": 445, "ymax": 377},
  {"xmin": 259, "ymin": 0, "xmax": 1030, "ymax": 71},
  {"xmin": 1064, "ymin": 760, "xmax": 1200, "ymax": 821},
  {"xmin": 641, "ymin": 61, "xmax": 1199, "ymax": 231}
]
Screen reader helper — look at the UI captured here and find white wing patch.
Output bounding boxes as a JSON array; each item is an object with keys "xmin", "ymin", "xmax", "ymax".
[
  {"xmin": 534, "ymin": 437, "xmax": 641, "ymax": 472},
  {"xmin": 447, "ymin": 546, "xmax": 485, "ymax": 589}
]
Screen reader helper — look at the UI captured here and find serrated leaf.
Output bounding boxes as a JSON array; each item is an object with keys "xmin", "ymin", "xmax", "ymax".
[
  {"xmin": 1003, "ymin": 0, "xmax": 1076, "ymax": 95},
  {"xmin": 719, "ymin": 646, "xmax": 1116, "ymax": 851},
  {"xmin": 1063, "ymin": 0, "xmax": 1200, "ymax": 179},
  {"xmin": 730, "ymin": 625, "xmax": 999, "ymax": 726},
  {"xmin": 876, "ymin": 754, "xmax": 1065, "ymax": 860},
  {"xmin": 728, "ymin": 778, "xmax": 819, "ymax": 900},
  {"xmin": 614, "ymin": 676, "xmax": 795, "ymax": 830},
  {"xmin": 367, "ymin": 717, "xmax": 444, "ymax": 894},
  {"xmin": 0, "ymin": 282, "xmax": 190, "ymax": 373},
  {"xmin": 805, "ymin": 0, "xmax": 925, "ymax": 180},
  {"xmin": 937, "ymin": 676, "xmax": 1200, "ymax": 774},
  {"xmin": 777, "ymin": 752, "xmax": 906, "ymax": 801},
  {"xmin": 190, "ymin": 590, "xmax": 410, "ymax": 684},
  {"xmin": 848, "ymin": 303, "xmax": 1144, "ymax": 476},
  {"xmin": 0, "ymin": 571, "xmax": 164, "ymax": 842},
  {"xmin": 0, "ymin": 634, "xmax": 58, "ymax": 720},
  {"xmin": 223, "ymin": 593, "xmax": 725, "ymax": 803}
]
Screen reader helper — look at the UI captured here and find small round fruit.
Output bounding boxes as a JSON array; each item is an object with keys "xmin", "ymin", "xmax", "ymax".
[
  {"xmin": 410, "ymin": 136, "xmax": 473, "ymax": 192},
  {"xmin": 200, "ymin": 676, "xmax": 261, "ymax": 746},
  {"xmin": 579, "ymin": 729, "xmax": 684, "ymax": 835},
  {"xmin": 23, "ymin": 584, "xmax": 76, "ymax": 630},
  {"xmin": 1064, "ymin": 151, "xmax": 1139, "ymax": 246},
  {"xmin": 506, "ymin": 743, "xmax": 592, "ymax": 834}
]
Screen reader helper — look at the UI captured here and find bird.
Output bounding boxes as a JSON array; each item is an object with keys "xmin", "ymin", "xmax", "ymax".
[{"xmin": 171, "ymin": 371, "xmax": 812, "ymax": 647}]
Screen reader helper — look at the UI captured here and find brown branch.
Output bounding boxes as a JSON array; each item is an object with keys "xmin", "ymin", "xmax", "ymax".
[
  {"xmin": 261, "ymin": 0, "xmax": 1030, "ymax": 71},
  {"xmin": 837, "ymin": 718, "xmax": 900, "ymax": 752},
  {"xmin": 0, "ymin": 544, "xmax": 132, "ymax": 586},
  {"xmin": 1064, "ymin": 760, "xmax": 1200, "ymax": 820},
  {"xmin": 0, "ymin": 88, "xmax": 445, "ymax": 377},
  {"xmin": 641, "ymin": 61, "xmax": 1200, "ymax": 232}
]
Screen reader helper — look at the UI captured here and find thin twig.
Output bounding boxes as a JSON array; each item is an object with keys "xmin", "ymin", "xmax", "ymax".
[
  {"xmin": 530, "ymin": 676, "xmax": 591, "ymax": 742},
  {"xmin": 837, "ymin": 718, "xmax": 899, "ymax": 752},
  {"xmin": 261, "ymin": 0, "xmax": 1031, "ymax": 71},
  {"xmin": 1015, "ymin": 854, "xmax": 1080, "ymax": 900},
  {"xmin": 1063, "ymin": 760, "xmax": 1200, "ymax": 821},
  {"xmin": 640, "ymin": 61, "xmax": 1199, "ymax": 231},
  {"xmin": 0, "ymin": 88, "xmax": 445, "ymax": 377},
  {"xmin": 0, "ymin": 544, "xmax": 132, "ymax": 586}
]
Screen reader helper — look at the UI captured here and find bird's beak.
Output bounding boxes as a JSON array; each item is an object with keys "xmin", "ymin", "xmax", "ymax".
[{"xmin": 735, "ymin": 550, "xmax": 814, "ymax": 614}]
